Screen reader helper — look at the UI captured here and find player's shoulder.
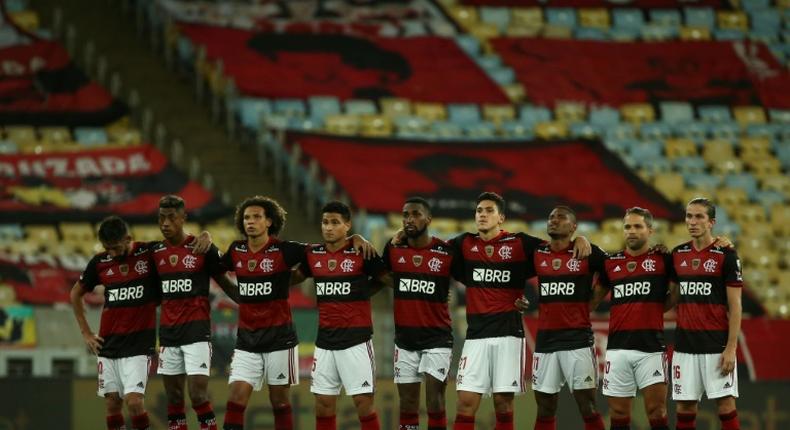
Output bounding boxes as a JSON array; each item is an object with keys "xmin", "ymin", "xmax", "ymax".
[
  {"xmin": 711, "ymin": 245, "xmax": 738, "ymax": 257},
  {"xmin": 429, "ymin": 237, "xmax": 452, "ymax": 254},
  {"xmin": 534, "ymin": 240, "xmax": 551, "ymax": 253},
  {"xmin": 307, "ymin": 243, "xmax": 327, "ymax": 253},
  {"xmin": 607, "ymin": 250, "xmax": 627, "ymax": 260},
  {"xmin": 672, "ymin": 241, "xmax": 692, "ymax": 254},
  {"xmin": 149, "ymin": 240, "xmax": 167, "ymax": 253},
  {"xmin": 131, "ymin": 242, "xmax": 153, "ymax": 257},
  {"xmin": 94, "ymin": 251, "xmax": 113, "ymax": 265}
]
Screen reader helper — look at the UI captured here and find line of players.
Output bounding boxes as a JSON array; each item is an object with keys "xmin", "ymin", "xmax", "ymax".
[{"xmin": 71, "ymin": 191, "xmax": 743, "ymax": 430}]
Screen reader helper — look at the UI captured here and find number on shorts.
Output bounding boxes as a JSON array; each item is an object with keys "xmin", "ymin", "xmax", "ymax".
[
  {"xmin": 394, "ymin": 349, "xmax": 399, "ymax": 363},
  {"xmin": 312, "ymin": 358, "xmax": 317, "ymax": 372},
  {"xmin": 459, "ymin": 356, "xmax": 467, "ymax": 370},
  {"xmin": 533, "ymin": 356, "xmax": 539, "ymax": 372},
  {"xmin": 674, "ymin": 365, "xmax": 681, "ymax": 379},
  {"xmin": 605, "ymin": 361, "xmax": 611, "ymax": 374},
  {"xmin": 97, "ymin": 361, "xmax": 103, "ymax": 374}
]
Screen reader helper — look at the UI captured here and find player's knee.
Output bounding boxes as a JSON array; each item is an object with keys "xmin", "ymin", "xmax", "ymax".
[
  {"xmin": 534, "ymin": 393, "xmax": 558, "ymax": 417},
  {"xmin": 124, "ymin": 394, "xmax": 145, "ymax": 414},
  {"xmin": 105, "ymin": 394, "xmax": 123, "ymax": 414},
  {"xmin": 269, "ymin": 390, "xmax": 290, "ymax": 410},
  {"xmin": 425, "ymin": 394, "xmax": 445, "ymax": 414},
  {"xmin": 352, "ymin": 393, "xmax": 375, "ymax": 416},
  {"xmin": 608, "ymin": 402, "xmax": 629, "ymax": 418},
  {"xmin": 455, "ymin": 394, "xmax": 478, "ymax": 415},
  {"xmin": 492, "ymin": 396, "xmax": 513, "ymax": 414},
  {"xmin": 188, "ymin": 391, "xmax": 209, "ymax": 407},
  {"xmin": 676, "ymin": 400, "xmax": 698, "ymax": 414},
  {"xmin": 399, "ymin": 396, "xmax": 419, "ymax": 414},
  {"xmin": 716, "ymin": 397, "xmax": 736, "ymax": 415},
  {"xmin": 166, "ymin": 387, "xmax": 184, "ymax": 405},
  {"xmin": 574, "ymin": 391, "xmax": 597, "ymax": 416}
]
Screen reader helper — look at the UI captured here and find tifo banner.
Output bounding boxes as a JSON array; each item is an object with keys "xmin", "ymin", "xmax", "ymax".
[
  {"xmin": 492, "ymin": 38, "xmax": 790, "ymax": 108},
  {"xmin": 0, "ymin": 253, "xmax": 90, "ymax": 305},
  {"xmin": 0, "ymin": 144, "xmax": 227, "ymax": 222},
  {"xmin": 0, "ymin": 41, "xmax": 127, "ymax": 125},
  {"xmin": 461, "ymin": 0, "xmax": 725, "ymax": 7},
  {"xmin": 179, "ymin": 24, "xmax": 508, "ymax": 103},
  {"xmin": 287, "ymin": 133, "xmax": 680, "ymax": 221},
  {"xmin": 0, "ymin": 305, "xmax": 36, "ymax": 346}
]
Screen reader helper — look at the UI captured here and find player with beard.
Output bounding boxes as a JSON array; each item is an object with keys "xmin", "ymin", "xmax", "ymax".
[{"xmin": 383, "ymin": 197, "xmax": 459, "ymax": 430}]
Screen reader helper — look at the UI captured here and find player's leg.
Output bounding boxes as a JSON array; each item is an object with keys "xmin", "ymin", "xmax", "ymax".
[
  {"xmin": 98, "ymin": 357, "xmax": 125, "ymax": 430},
  {"xmin": 492, "ymin": 393, "xmax": 515, "ymax": 430},
  {"xmin": 635, "ymin": 351, "xmax": 669, "ymax": 430},
  {"xmin": 607, "ymin": 397, "xmax": 633, "ymax": 430},
  {"xmin": 121, "ymin": 355, "xmax": 151, "ymax": 430},
  {"xmin": 424, "ymin": 374, "xmax": 448, "ymax": 430},
  {"xmin": 185, "ymin": 342, "xmax": 216, "ymax": 430},
  {"xmin": 672, "ymin": 352, "xmax": 704, "ymax": 430},
  {"xmin": 311, "ymin": 347, "xmax": 342, "ymax": 430},
  {"xmin": 338, "ymin": 340, "xmax": 379, "ymax": 430},
  {"xmin": 124, "ymin": 393, "xmax": 149, "ymax": 430},
  {"xmin": 266, "ymin": 345, "xmax": 299, "ymax": 430},
  {"xmin": 315, "ymin": 394, "xmax": 338, "ymax": 430},
  {"xmin": 158, "ymin": 345, "xmax": 189, "ymax": 430},
  {"xmin": 714, "ymin": 396, "xmax": 739, "ymax": 430},
  {"xmin": 703, "ymin": 353, "xmax": 739, "ymax": 430},
  {"xmin": 490, "ymin": 336, "xmax": 526, "ymax": 430},
  {"xmin": 564, "ymin": 347, "xmax": 603, "ymax": 430},
  {"xmin": 394, "ymin": 346, "xmax": 422, "ymax": 430},
  {"xmin": 532, "ymin": 351, "xmax": 562, "ymax": 430},
  {"xmin": 533, "ymin": 391, "xmax": 559, "ymax": 430},
  {"xmin": 602, "ymin": 349, "xmax": 637, "ymax": 430},
  {"xmin": 104, "ymin": 393, "xmax": 125, "ymax": 430},
  {"xmin": 454, "ymin": 339, "xmax": 488, "ymax": 429},
  {"xmin": 224, "ymin": 350, "xmax": 263, "ymax": 430}
]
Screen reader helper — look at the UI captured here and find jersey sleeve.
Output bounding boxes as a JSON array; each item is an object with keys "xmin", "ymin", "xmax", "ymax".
[
  {"xmin": 598, "ymin": 259, "xmax": 611, "ymax": 289},
  {"xmin": 363, "ymin": 254, "xmax": 387, "ymax": 277},
  {"xmin": 297, "ymin": 247, "xmax": 313, "ymax": 278},
  {"xmin": 282, "ymin": 241, "xmax": 308, "ymax": 268},
  {"xmin": 381, "ymin": 243, "xmax": 392, "ymax": 271},
  {"xmin": 589, "ymin": 245, "xmax": 608, "ymax": 275},
  {"xmin": 205, "ymin": 244, "xmax": 226, "ymax": 278},
  {"xmin": 723, "ymin": 249, "xmax": 744, "ymax": 288},
  {"xmin": 79, "ymin": 256, "xmax": 100, "ymax": 292},
  {"xmin": 663, "ymin": 253, "xmax": 676, "ymax": 282},
  {"xmin": 519, "ymin": 232, "xmax": 543, "ymax": 255},
  {"xmin": 220, "ymin": 243, "xmax": 234, "ymax": 272},
  {"xmin": 448, "ymin": 233, "xmax": 465, "ymax": 254}
]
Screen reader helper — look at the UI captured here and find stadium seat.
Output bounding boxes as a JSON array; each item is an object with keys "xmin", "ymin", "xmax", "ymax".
[
  {"xmin": 502, "ymin": 83, "xmax": 527, "ymax": 102},
  {"xmin": 455, "ymin": 35, "xmax": 481, "ymax": 55},
  {"xmin": 0, "ymin": 224, "xmax": 24, "ymax": 242},
  {"xmin": 679, "ymin": 26, "xmax": 712, "ymax": 40},
  {"xmin": 510, "ymin": 7, "xmax": 543, "ymax": 28},
  {"xmin": 520, "ymin": 105, "xmax": 553, "ymax": 125},
  {"xmin": 448, "ymin": 5, "xmax": 479, "ymax": 29},
  {"xmin": 413, "ymin": 102, "xmax": 447, "ymax": 121},
  {"xmin": 641, "ymin": 24, "xmax": 676, "ymax": 41},
  {"xmin": 465, "ymin": 122, "xmax": 497, "ymax": 139},
  {"xmin": 534, "ymin": 121, "xmax": 569, "ymax": 139},
  {"xmin": 546, "ymin": 8, "xmax": 577, "ymax": 28},
  {"xmin": 447, "ymin": 104, "xmax": 481, "ymax": 125},
  {"xmin": 746, "ymin": 157, "xmax": 782, "ymax": 178},
  {"xmin": 575, "ymin": 27, "xmax": 609, "ymax": 40},
  {"xmin": 579, "ymin": 8, "xmax": 610, "ymax": 29},
  {"xmin": 684, "ymin": 7, "xmax": 715, "ymax": 28},
  {"xmin": 432, "ymin": 121, "xmax": 464, "ymax": 139},
  {"xmin": 3, "ymin": 125, "xmax": 37, "ymax": 142},
  {"xmin": 39, "ymin": 127, "xmax": 72, "ymax": 144},
  {"xmin": 653, "ymin": 173, "xmax": 685, "ymax": 201},
  {"xmin": 506, "ymin": 25, "xmax": 541, "ymax": 37},
  {"xmin": 379, "ymin": 98, "xmax": 412, "ymax": 118},
  {"xmin": 753, "ymin": 191, "xmax": 786, "ymax": 212},
  {"xmin": 467, "ymin": 22, "xmax": 500, "ymax": 41},
  {"xmin": 74, "ymin": 127, "xmax": 109, "ymax": 146},
  {"xmin": 359, "ymin": 115, "xmax": 393, "ymax": 138},
  {"xmin": 108, "ymin": 128, "xmax": 142, "ymax": 146},
  {"xmin": 733, "ymin": 106, "xmax": 767, "ymax": 127},
  {"xmin": 717, "ymin": 11, "xmax": 749, "ymax": 31},
  {"xmin": 589, "ymin": 106, "xmax": 621, "ymax": 127},
  {"xmin": 500, "ymin": 121, "xmax": 535, "ymax": 139},
  {"xmin": 659, "ymin": 102, "xmax": 695, "ymax": 124},
  {"xmin": 60, "ymin": 222, "xmax": 95, "ymax": 243},
  {"xmin": 665, "ymin": 138, "xmax": 698, "ymax": 158},
  {"xmin": 741, "ymin": 0, "xmax": 772, "ymax": 11},
  {"xmin": 554, "ymin": 102, "xmax": 586, "ymax": 123},
  {"xmin": 714, "ymin": 29, "xmax": 746, "ymax": 41},
  {"xmin": 604, "ymin": 124, "xmax": 637, "ymax": 141},
  {"xmin": 237, "ymin": 98, "xmax": 272, "ymax": 130},
  {"xmin": 613, "ymin": 9, "xmax": 644, "ymax": 31},
  {"xmin": 761, "ymin": 174, "xmax": 790, "ymax": 196},
  {"xmin": 724, "ymin": 173, "xmax": 759, "ymax": 195},
  {"xmin": 711, "ymin": 158, "xmax": 744, "ymax": 175},
  {"xmin": 480, "ymin": 7, "xmax": 511, "ymax": 32},
  {"xmin": 25, "ymin": 225, "xmax": 59, "ymax": 246},
  {"xmin": 570, "ymin": 122, "xmax": 602, "ymax": 138},
  {"xmin": 739, "ymin": 137, "xmax": 773, "ymax": 161},
  {"xmin": 745, "ymin": 124, "xmax": 778, "ymax": 139},
  {"xmin": 482, "ymin": 104, "xmax": 516, "ymax": 124},
  {"xmin": 621, "ymin": 103, "xmax": 656, "ymax": 124},
  {"xmin": 641, "ymin": 123, "xmax": 672, "ymax": 140},
  {"xmin": 131, "ymin": 225, "xmax": 162, "ymax": 243},
  {"xmin": 589, "ymin": 231, "xmax": 624, "ymax": 252},
  {"xmin": 308, "ymin": 96, "xmax": 341, "ymax": 121},
  {"xmin": 0, "ymin": 140, "xmax": 17, "ymax": 154},
  {"xmin": 684, "ymin": 173, "xmax": 721, "ymax": 191},
  {"xmin": 650, "ymin": 10, "xmax": 682, "ymax": 27},
  {"xmin": 630, "ymin": 141, "xmax": 664, "ymax": 159},
  {"xmin": 709, "ymin": 123, "xmax": 740, "ymax": 142},
  {"xmin": 698, "ymin": 105, "xmax": 732, "ymax": 123},
  {"xmin": 750, "ymin": 10, "xmax": 781, "ymax": 31},
  {"xmin": 325, "ymin": 115, "xmax": 360, "ymax": 135},
  {"xmin": 9, "ymin": 10, "xmax": 39, "ymax": 32},
  {"xmin": 344, "ymin": 99, "xmax": 378, "ymax": 116},
  {"xmin": 543, "ymin": 25, "xmax": 574, "ymax": 39},
  {"xmin": 273, "ymin": 99, "xmax": 307, "ymax": 117},
  {"xmin": 673, "ymin": 156, "xmax": 707, "ymax": 173},
  {"xmin": 716, "ymin": 187, "xmax": 749, "ymax": 213}
]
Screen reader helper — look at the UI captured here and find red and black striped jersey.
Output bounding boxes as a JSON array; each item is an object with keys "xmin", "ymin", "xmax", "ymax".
[
  {"xmin": 533, "ymin": 243, "xmax": 606, "ymax": 353},
  {"xmin": 671, "ymin": 241, "xmax": 743, "ymax": 354},
  {"xmin": 450, "ymin": 231, "xmax": 542, "ymax": 340},
  {"xmin": 599, "ymin": 250, "xmax": 673, "ymax": 353},
  {"xmin": 79, "ymin": 242, "xmax": 159, "ymax": 358},
  {"xmin": 151, "ymin": 236, "xmax": 225, "ymax": 347},
  {"xmin": 383, "ymin": 237, "xmax": 457, "ymax": 350},
  {"xmin": 222, "ymin": 238, "xmax": 304, "ymax": 353},
  {"xmin": 299, "ymin": 241, "xmax": 386, "ymax": 350}
]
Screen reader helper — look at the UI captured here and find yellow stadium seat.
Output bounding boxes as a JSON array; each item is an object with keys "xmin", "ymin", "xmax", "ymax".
[
  {"xmin": 39, "ymin": 127, "xmax": 72, "ymax": 144},
  {"xmin": 501, "ymin": 220, "xmax": 529, "ymax": 234},
  {"xmin": 60, "ymin": 222, "xmax": 95, "ymax": 243},
  {"xmin": 743, "ymin": 250, "xmax": 779, "ymax": 271},
  {"xmin": 589, "ymin": 231, "xmax": 624, "ymax": 253},
  {"xmin": 511, "ymin": 7, "xmax": 543, "ymax": 27},
  {"xmin": 711, "ymin": 158, "xmax": 744, "ymax": 175},
  {"xmin": 701, "ymin": 139, "xmax": 734, "ymax": 162},
  {"xmin": 739, "ymin": 137, "xmax": 772, "ymax": 160},
  {"xmin": 554, "ymin": 102, "xmax": 586, "ymax": 123},
  {"xmin": 716, "ymin": 187, "xmax": 749, "ymax": 212},
  {"xmin": 534, "ymin": 121, "xmax": 569, "ymax": 139},
  {"xmin": 380, "ymin": 98, "xmax": 412, "ymax": 118},
  {"xmin": 359, "ymin": 115, "xmax": 393, "ymax": 137},
  {"xmin": 448, "ymin": 5, "xmax": 479, "ymax": 28},
  {"xmin": 108, "ymin": 128, "xmax": 142, "ymax": 146},
  {"xmin": 600, "ymin": 218, "xmax": 624, "ymax": 233},
  {"xmin": 744, "ymin": 269, "xmax": 772, "ymax": 293},
  {"xmin": 717, "ymin": 11, "xmax": 749, "ymax": 31},
  {"xmin": 771, "ymin": 205, "xmax": 790, "ymax": 236},
  {"xmin": 0, "ymin": 285, "xmax": 17, "ymax": 307},
  {"xmin": 413, "ymin": 103, "xmax": 447, "ymax": 121},
  {"xmin": 579, "ymin": 8, "xmax": 610, "ymax": 29},
  {"xmin": 653, "ymin": 173, "xmax": 685, "ymax": 202},
  {"xmin": 671, "ymin": 222, "xmax": 689, "ymax": 237},
  {"xmin": 25, "ymin": 225, "xmax": 59, "ymax": 245},
  {"xmin": 679, "ymin": 26, "xmax": 712, "ymax": 41},
  {"xmin": 483, "ymin": 104, "xmax": 516, "ymax": 125},
  {"xmin": 543, "ymin": 25, "xmax": 573, "ymax": 39},
  {"xmin": 431, "ymin": 218, "xmax": 462, "ymax": 237},
  {"xmin": 325, "ymin": 115, "xmax": 360, "ymax": 135},
  {"xmin": 733, "ymin": 106, "xmax": 766, "ymax": 126},
  {"xmin": 9, "ymin": 10, "xmax": 39, "ymax": 31},
  {"xmin": 761, "ymin": 175, "xmax": 790, "ymax": 196},
  {"xmin": 502, "ymin": 83, "xmax": 527, "ymax": 103},
  {"xmin": 680, "ymin": 189, "xmax": 713, "ymax": 206},
  {"xmin": 131, "ymin": 225, "xmax": 162, "ymax": 243},
  {"xmin": 746, "ymin": 157, "xmax": 781, "ymax": 178},
  {"xmin": 664, "ymin": 138, "xmax": 698, "ymax": 158},
  {"xmin": 4, "ymin": 125, "xmax": 37, "ymax": 142},
  {"xmin": 505, "ymin": 25, "xmax": 542, "ymax": 37},
  {"xmin": 621, "ymin": 103, "xmax": 656, "ymax": 124},
  {"xmin": 779, "ymin": 0, "xmax": 790, "ymax": 7},
  {"xmin": 468, "ymin": 23, "xmax": 501, "ymax": 40},
  {"xmin": 740, "ymin": 222, "xmax": 774, "ymax": 239}
]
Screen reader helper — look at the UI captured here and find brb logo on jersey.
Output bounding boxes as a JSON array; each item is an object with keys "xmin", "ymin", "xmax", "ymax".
[
  {"xmin": 108, "ymin": 285, "xmax": 144, "ymax": 302},
  {"xmin": 162, "ymin": 279, "xmax": 193, "ymax": 293},
  {"xmin": 613, "ymin": 281, "xmax": 651, "ymax": 298},
  {"xmin": 472, "ymin": 268, "xmax": 511, "ymax": 283},
  {"xmin": 679, "ymin": 281, "xmax": 712, "ymax": 295},
  {"xmin": 239, "ymin": 282, "xmax": 273, "ymax": 296},
  {"xmin": 540, "ymin": 282, "xmax": 575, "ymax": 296},
  {"xmin": 316, "ymin": 282, "xmax": 351, "ymax": 295},
  {"xmin": 399, "ymin": 278, "xmax": 435, "ymax": 294}
]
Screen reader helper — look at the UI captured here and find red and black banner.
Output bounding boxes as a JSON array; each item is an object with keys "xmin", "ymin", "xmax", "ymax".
[
  {"xmin": 179, "ymin": 24, "xmax": 508, "ymax": 103},
  {"xmin": 460, "ymin": 0, "xmax": 725, "ymax": 8},
  {"xmin": 0, "ymin": 144, "xmax": 227, "ymax": 222},
  {"xmin": 0, "ymin": 41, "xmax": 127, "ymax": 126},
  {"xmin": 287, "ymin": 132, "xmax": 681, "ymax": 221},
  {"xmin": 0, "ymin": 253, "xmax": 88, "ymax": 305},
  {"xmin": 492, "ymin": 38, "xmax": 790, "ymax": 108}
]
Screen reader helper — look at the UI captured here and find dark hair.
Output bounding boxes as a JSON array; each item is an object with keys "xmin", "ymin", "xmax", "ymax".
[
  {"xmin": 322, "ymin": 201, "xmax": 352, "ymax": 222},
  {"xmin": 159, "ymin": 194, "xmax": 185, "ymax": 211},
  {"xmin": 98, "ymin": 216, "xmax": 130, "ymax": 244},
  {"xmin": 404, "ymin": 196, "xmax": 431, "ymax": 215},
  {"xmin": 624, "ymin": 206, "xmax": 654, "ymax": 228},
  {"xmin": 477, "ymin": 191, "xmax": 506, "ymax": 214},
  {"xmin": 235, "ymin": 196, "xmax": 287, "ymax": 236},
  {"xmin": 687, "ymin": 197, "xmax": 716, "ymax": 220},
  {"xmin": 552, "ymin": 205, "xmax": 577, "ymax": 224}
]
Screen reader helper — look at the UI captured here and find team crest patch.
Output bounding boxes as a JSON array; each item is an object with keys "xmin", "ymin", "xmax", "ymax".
[
  {"xmin": 328, "ymin": 259, "xmax": 337, "ymax": 271},
  {"xmin": 484, "ymin": 245, "xmax": 495, "ymax": 257},
  {"xmin": 692, "ymin": 259, "xmax": 701, "ymax": 270},
  {"xmin": 247, "ymin": 259, "xmax": 257, "ymax": 272},
  {"xmin": 169, "ymin": 254, "xmax": 179, "ymax": 267},
  {"xmin": 552, "ymin": 258, "xmax": 562, "ymax": 270},
  {"xmin": 626, "ymin": 261, "xmax": 637, "ymax": 272},
  {"xmin": 412, "ymin": 255, "xmax": 423, "ymax": 267},
  {"xmin": 119, "ymin": 264, "xmax": 129, "ymax": 276}
]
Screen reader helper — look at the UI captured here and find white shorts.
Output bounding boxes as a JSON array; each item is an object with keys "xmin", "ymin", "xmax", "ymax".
[
  {"xmin": 602, "ymin": 349, "xmax": 667, "ymax": 397},
  {"xmin": 456, "ymin": 336, "xmax": 526, "ymax": 395},
  {"xmin": 671, "ymin": 352, "xmax": 739, "ymax": 401},
  {"xmin": 158, "ymin": 342, "xmax": 212, "ymax": 376},
  {"xmin": 311, "ymin": 340, "xmax": 376, "ymax": 396},
  {"xmin": 532, "ymin": 346, "xmax": 598, "ymax": 394},
  {"xmin": 97, "ymin": 355, "xmax": 151, "ymax": 397},
  {"xmin": 394, "ymin": 346, "xmax": 452, "ymax": 384},
  {"xmin": 228, "ymin": 346, "xmax": 299, "ymax": 391}
]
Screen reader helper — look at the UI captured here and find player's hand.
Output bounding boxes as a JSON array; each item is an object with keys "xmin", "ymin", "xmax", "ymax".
[
  {"xmin": 391, "ymin": 229, "xmax": 406, "ymax": 246},
  {"xmin": 649, "ymin": 243, "xmax": 669, "ymax": 254},
  {"xmin": 572, "ymin": 235, "xmax": 592, "ymax": 259},
  {"xmin": 514, "ymin": 295, "xmax": 530, "ymax": 314},
  {"xmin": 713, "ymin": 236, "xmax": 734, "ymax": 249},
  {"xmin": 83, "ymin": 332, "xmax": 104, "ymax": 355},
  {"xmin": 718, "ymin": 347, "xmax": 737, "ymax": 376},
  {"xmin": 350, "ymin": 234, "xmax": 376, "ymax": 259},
  {"xmin": 191, "ymin": 231, "xmax": 213, "ymax": 254}
]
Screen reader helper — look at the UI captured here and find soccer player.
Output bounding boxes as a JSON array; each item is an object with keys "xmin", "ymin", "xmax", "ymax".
[
  {"xmin": 595, "ymin": 207, "xmax": 672, "ymax": 430},
  {"xmin": 152, "ymin": 195, "xmax": 238, "ymax": 430},
  {"xmin": 221, "ymin": 196, "xmax": 375, "ymax": 430},
  {"xmin": 527, "ymin": 206, "xmax": 607, "ymax": 430},
  {"xmin": 295, "ymin": 201, "xmax": 390, "ymax": 430},
  {"xmin": 70, "ymin": 216, "xmax": 159, "ymax": 430},
  {"xmin": 670, "ymin": 198, "xmax": 743, "ymax": 430},
  {"xmin": 383, "ymin": 197, "xmax": 458, "ymax": 430},
  {"xmin": 449, "ymin": 193, "xmax": 590, "ymax": 430}
]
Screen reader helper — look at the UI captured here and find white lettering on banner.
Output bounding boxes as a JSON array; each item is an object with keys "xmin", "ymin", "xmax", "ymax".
[
  {"xmin": 398, "ymin": 279, "xmax": 435, "ymax": 294},
  {"xmin": 316, "ymin": 282, "xmax": 351, "ymax": 295},
  {"xmin": 162, "ymin": 279, "xmax": 193, "ymax": 293},
  {"xmin": 239, "ymin": 282, "xmax": 272, "ymax": 296},
  {"xmin": 108, "ymin": 285, "xmax": 144, "ymax": 302},
  {"xmin": 472, "ymin": 268, "xmax": 511, "ymax": 283},
  {"xmin": 0, "ymin": 152, "xmax": 153, "ymax": 178},
  {"xmin": 0, "ymin": 57, "xmax": 46, "ymax": 77},
  {"xmin": 680, "ymin": 281, "xmax": 712, "ymax": 296},
  {"xmin": 613, "ymin": 281, "xmax": 651, "ymax": 298},
  {"xmin": 540, "ymin": 282, "xmax": 576, "ymax": 296}
]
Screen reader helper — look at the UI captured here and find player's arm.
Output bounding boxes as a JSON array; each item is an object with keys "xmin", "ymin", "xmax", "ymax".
[
  {"xmin": 664, "ymin": 281, "xmax": 679, "ymax": 311},
  {"xmin": 369, "ymin": 271, "xmax": 394, "ymax": 297},
  {"xmin": 290, "ymin": 266, "xmax": 308, "ymax": 285},
  {"xmin": 213, "ymin": 274, "xmax": 240, "ymax": 303},
  {"xmin": 190, "ymin": 230, "xmax": 214, "ymax": 254},
  {"xmin": 589, "ymin": 246, "xmax": 608, "ymax": 311},
  {"xmin": 590, "ymin": 284, "xmax": 609, "ymax": 312},
  {"xmin": 720, "ymin": 286, "xmax": 742, "ymax": 376},
  {"xmin": 70, "ymin": 282, "xmax": 102, "ymax": 355},
  {"xmin": 571, "ymin": 235, "xmax": 592, "ymax": 259},
  {"xmin": 349, "ymin": 234, "xmax": 376, "ymax": 259}
]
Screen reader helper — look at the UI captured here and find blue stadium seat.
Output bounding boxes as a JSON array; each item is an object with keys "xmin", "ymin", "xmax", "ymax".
[
  {"xmin": 641, "ymin": 25, "xmax": 677, "ymax": 40},
  {"xmin": 640, "ymin": 122, "xmax": 672, "ymax": 140},
  {"xmin": 488, "ymin": 67, "xmax": 516, "ymax": 85},
  {"xmin": 709, "ymin": 123, "xmax": 740, "ymax": 141},
  {"xmin": 613, "ymin": 9, "xmax": 645, "ymax": 31},
  {"xmin": 480, "ymin": 7, "xmax": 511, "ymax": 32},
  {"xmin": 344, "ymin": 99, "xmax": 377, "ymax": 115},
  {"xmin": 546, "ymin": 8, "xmax": 577, "ymax": 27},
  {"xmin": 674, "ymin": 156, "xmax": 708, "ymax": 174},
  {"xmin": 4, "ymin": 0, "xmax": 28, "ymax": 12},
  {"xmin": 447, "ymin": 104, "xmax": 482, "ymax": 125},
  {"xmin": 604, "ymin": 123, "xmax": 637, "ymax": 140},
  {"xmin": 308, "ymin": 96, "xmax": 341, "ymax": 121},
  {"xmin": 753, "ymin": 190, "xmax": 786, "ymax": 211},
  {"xmin": 698, "ymin": 105, "xmax": 731, "ymax": 122},
  {"xmin": 500, "ymin": 121, "xmax": 536, "ymax": 139},
  {"xmin": 519, "ymin": 105, "xmax": 552, "ymax": 125},
  {"xmin": 74, "ymin": 127, "xmax": 108, "ymax": 146},
  {"xmin": 630, "ymin": 141, "xmax": 664, "ymax": 159},
  {"xmin": 609, "ymin": 28, "xmax": 639, "ymax": 41},
  {"xmin": 673, "ymin": 122, "xmax": 709, "ymax": 142},
  {"xmin": 660, "ymin": 101, "xmax": 695, "ymax": 124},
  {"xmin": 476, "ymin": 55, "xmax": 502, "ymax": 70},
  {"xmin": 746, "ymin": 124, "xmax": 779, "ymax": 140},
  {"xmin": 589, "ymin": 106, "xmax": 621, "ymax": 127},
  {"xmin": 649, "ymin": 9, "xmax": 682, "ymax": 27},
  {"xmin": 273, "ymin": 99, "xmax": 306, "ymax": 117},
  {"xmin": 237, "ymin": 98, "xmax": 272, "ymax": 130},
  {"xmin": 432, "ymin": 121, "xmax": 464, "ymax": 139},
  {"xmin": 775, "ymin": 143, "xmax": 790, "ymax": 169},
  {"xmin": 684, "ymin": 172, "xmax": 722, "ymax": 190},
  {"xmin": 0, "ymin": 140, "xmax": 18, "ymax": 154},
  {"xmin": 637, "ymin": 155, "xmax": 672, "ymax": 174},
  {"xmin": 464, "ymin": 122, "xmax": 498, "ymax": 139},
  {"xmin": 287, "ymin": 117, "xmax": 322, "ymax": 131},
  {"xmin": 724, "ymin": 173, "xmax": 759, "ymax": 195},
  {"xmin": 714, "ymin": 29, "xmax": 746, "ymax": 41},
  {"xmin": 455, "ymin": 35, "xmax": 481, "ymax": 55},
  {"xmin": 684, "ymin": 7, "xmax": 715, "ymax": 28},
  {"xmin": 176, "ymin": 36, "xmax": 194, "ymax": 63},
  {"xmin": 575, "ymin": 28, "xmax": 609, "ymax": 40},
  {"xmin": 603, "ymin": 137, "xmax": 637, "ymax": 154},
  {"xmin": 741, "ymin": 0, "xmax": 771, "ymax": 11},
  {"xmin": 716, "ymin": 220, "xmax": 742, "ymax": 238},
  {"xmin": 570, "ymin": 122, "xmax": 603, "ymax": 138},
  {"xmin": 751, "ymin": 10, "xmax": 782, "ymax": 30}
]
